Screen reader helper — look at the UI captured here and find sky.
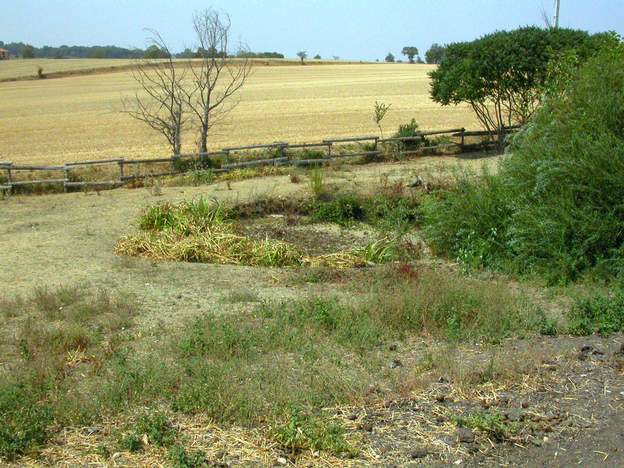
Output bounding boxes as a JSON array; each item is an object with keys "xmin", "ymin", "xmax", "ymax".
[{"xmin": 2, "ymin": 0, "xmax": 623, "ymax": 60}]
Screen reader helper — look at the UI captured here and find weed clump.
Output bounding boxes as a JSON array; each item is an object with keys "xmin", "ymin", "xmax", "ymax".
[
  {"xmin": 117, "ymin": 198, "xmax": 303, "ymax": 267},
  {"xmin": 567, "ymin": 288, "xmax": 624, "ymax": 336},
  {"xmin": 0, "ymin": 383, "xmax": 51, "ymax": 460}
]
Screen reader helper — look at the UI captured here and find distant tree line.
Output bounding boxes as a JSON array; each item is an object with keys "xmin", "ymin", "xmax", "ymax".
[{"xmin": 0, "ymin": 40, "xmax": 284, "ymax": 60}]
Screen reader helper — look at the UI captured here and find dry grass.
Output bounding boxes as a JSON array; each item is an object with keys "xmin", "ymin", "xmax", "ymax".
[{"xmin": 0, "ymin": 63, "xmax": 477, "ymax": 165}]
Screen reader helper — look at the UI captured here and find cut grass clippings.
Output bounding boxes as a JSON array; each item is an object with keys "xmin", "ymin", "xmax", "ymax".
[{"xmin": 115, "ymin": 197, "xmax": 412, "ymax": 268}]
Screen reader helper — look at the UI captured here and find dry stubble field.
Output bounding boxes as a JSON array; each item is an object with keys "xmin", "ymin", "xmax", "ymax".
[{"xmin": 0, "ymin": 62, "xmax": 476, "ymax": 165}]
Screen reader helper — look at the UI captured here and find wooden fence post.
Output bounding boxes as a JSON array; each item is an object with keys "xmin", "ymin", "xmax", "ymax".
[
  {"xmin": 460, "ymin": 128, "xmax": 465, "ymax": 149},
  {"xmin": 118, "ymin": 159, "xmax": 125, "ymax": 182},
  {"xmin": 63, "ymin": 166, "xmax": 69, "ymax": 192}
]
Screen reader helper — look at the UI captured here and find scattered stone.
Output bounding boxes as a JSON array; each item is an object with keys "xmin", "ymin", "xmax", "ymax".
[
  {"xmin": 215, "ymin": 450, "xmax": 226, "ymax": 459},
  {"xmin": 276, "ymin": 456, "xmax": 288, "ymax": 465},
  {"xmin": 521, "ymin": 400, "xmax": 530, "ymax": 409},
  {"xmin": 358, "ymin": 422, "xmax": 374, "ymax": 432},
  {"xmin": 434, "ymin": 393, "xmax": 447, "ymax": 403},
  {"xmin": 498, "ymin": 393, "xmax": 511, "ymax": 405},
  {"xmin": 410, "ymin": 448, "xmax": 429, "ymax": 459},
  {"xmin": 457, "ymin": 427, "xmax": 475, "ymax": 444},
  {"xmin": 389, "ymin": 344, "xmax": 397, "ymax": 351},
  {"xmin": 389, "ymin": 359, "xmax": 403, "ymax": 369},
  {"xmin": 347, "ymin": 413, "xmax": 358, "ymax": 421},
  {"xmin": 408, "ymin": 176, "xmax": 424, "ymax": 188},
  {"xmin": 592, "ymin": 348, "xmax": 605, "ymax": 355}
]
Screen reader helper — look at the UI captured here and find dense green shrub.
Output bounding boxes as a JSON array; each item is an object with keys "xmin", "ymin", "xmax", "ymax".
[
  {"xmin": 312, "ymin": 196, "xmax": 364, "ymax": 225},
  {"xmin": 423, "ymin": 41, "xmax": 624, "ymax": 283},
  {"xmin": 392, "ymin": 119, "xmax": 425, "ymax": 150},
  {"xmin": 568, "ymin": 289, "xmax": 624, "ymax": 336}
]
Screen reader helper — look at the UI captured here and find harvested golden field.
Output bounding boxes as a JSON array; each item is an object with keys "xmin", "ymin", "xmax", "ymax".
[
  {"xmin": 0, "ymin": 58, "xmax": 138, "ymax": 81},
  {"xmin": 0, "ymin": 63, "xmax": 476, "ymax": 164}
]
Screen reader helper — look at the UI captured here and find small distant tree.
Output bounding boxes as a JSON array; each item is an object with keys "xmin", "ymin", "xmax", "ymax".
[
  {"xmin": 385, "ymin": 52, "xmax": 395, "ymax": 63},
  {"xmin": 21, "ymin": 44, "xmax": 35, "ymax": 58},
  {"xmin": 297, "ymin": 51, "xmax": 307, "ymax": 64},
  {"xmin": 416, "ymin": 56, "xmax": 425, "ymax": 64},
  {"xmin": 182, "ymin": 9, "xmax": 253, "ymax": 154},
  {"xmin": 144, "ymin": 44, "xmax": 171, "ymax": 59},
  {"xmin": 401, "ymin": 46, "xmax": 418, "ymax": 64},
  {"xmin": 313, "ymin": 54, "xmax": 321, "ymax": 60},
  {"xmin": 332, "ymin": 55, "xmax": 340, "ymax": 61},
  {"xmin": 373, "ymin": 101, "xmax": 391, "ymax": 139},
  {"xmin": 123, "ymin": 31, "xmax": 187, "ymax": 155},
  {"xmin": 425, "ymin": 43, "xmax": 445, "ymax": 64}
]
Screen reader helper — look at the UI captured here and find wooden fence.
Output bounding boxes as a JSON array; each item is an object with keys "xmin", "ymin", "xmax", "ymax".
[{"xmin": 0, "ymin": 126, "xmax": 517, "ymax": 194}]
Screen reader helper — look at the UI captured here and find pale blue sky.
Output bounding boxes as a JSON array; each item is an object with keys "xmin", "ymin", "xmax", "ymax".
[{"xmin": 2, "ymin": 0, "xmax": 623, "ymax": 60}]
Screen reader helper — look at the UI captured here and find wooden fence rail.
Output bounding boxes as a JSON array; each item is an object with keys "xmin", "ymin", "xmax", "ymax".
[{"xmin": 0, "ymin": 125, "xmax": 518, "ymax": 194}]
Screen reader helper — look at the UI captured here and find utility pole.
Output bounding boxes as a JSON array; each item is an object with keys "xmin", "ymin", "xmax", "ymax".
[{"xmin": 553, "ymin": 0, "xmax": 560, "ymax": 29}]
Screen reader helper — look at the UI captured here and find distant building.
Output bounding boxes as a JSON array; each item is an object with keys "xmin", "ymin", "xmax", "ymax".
[{"xmin": 0, "ymin": 48, "xmax": 9, "ymax": 60}]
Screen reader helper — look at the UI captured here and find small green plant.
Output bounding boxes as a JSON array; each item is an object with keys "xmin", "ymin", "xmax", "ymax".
[
  {"xmin": 567, "ymin": 289, "xmax": 624, "ymax": 336},
  {"xmin": 308, "ymin": 168, "xmax": 325, "ymax": 200},
  {"xmin": 189, "ymin": 169, "xmax": 214, "ymax": 186},
  {"xmin": 168, "ymin": 444, "xmax": 209, "ymax": 468},
  {"xmin": 0, "ymin": 384, "xmax": 52, "ymax": 460},
  {"xmin": 355, "ymin": 238, "xmax": 396, "ymax": 264},
  {"xmin": 373, "ymin": 101, "xmax": 391, "ymax": 140},
  {"xmin": 120, "ymin": 411, "xmax": 177, "ymax": 452},
  {"xmin": 272, "ymin": 408, "xmax": 357, "ymax": 457},
  {"xmin": 392, "ymin": 119, "xmax": 425, "ymax": 151},
  {"xmin": 452, "ymin": 411, "xmax": 522, "ymax": 441},
  {"xmin": 312, "ymin": 196, "xmax": 363, "ymax": 226}
]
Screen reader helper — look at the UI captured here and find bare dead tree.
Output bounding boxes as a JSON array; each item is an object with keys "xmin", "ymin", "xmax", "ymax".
[
  {"xmin": 182, "ymin": 9, "xmax": 253, "ymax": 154},
  {"xmin": 122, "ymin": 30, "xmax": 186, "ymax": 155}
]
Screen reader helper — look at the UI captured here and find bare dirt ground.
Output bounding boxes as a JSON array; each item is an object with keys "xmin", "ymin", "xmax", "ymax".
[{"xmin": 3, "ymin": 153, "xmax": 623, "ymax": 467}]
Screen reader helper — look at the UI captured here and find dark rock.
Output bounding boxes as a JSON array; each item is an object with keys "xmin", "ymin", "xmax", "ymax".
[
  {"xmin": 457, "ymin": 427, "xmax": 475, "ymax": 443},
  {"xmin": 498, "ymin": 393, "xmax": 511, "ymax": 405},
  {"xmin": 347, "ymin": 413, "xmax": 358, "ymax": 421},
  {"xmin": 358, "ymin": 422, "xmax": 374, "ymax": 432},
  {"xmin": 389, "ymin": 344, "xmax": 398, "ymax": 351},
  {"xmin": 580, "ymin": 344, "xmax": 593, "ymax": 353},
  {"xmin": 408, "ymin": 176, "xmax": 424, "ymax": 188},
  {"xmin": 389, "ymin": 359, "xmax": 403, "ymax": 369},
  {"xmin": 521, "ymin": 400, "xmax": 530, "ymax": 409},
  {"xmin": 592, "ymin": 348, "xmax": 605, "ymax": 356},
  {"xmin": 410, "ymin": 448, "xmax": 429, "ymax": 459},
  {"xmin": 505, "ymin": 408, "xmax": 523, "ymax": 422}
]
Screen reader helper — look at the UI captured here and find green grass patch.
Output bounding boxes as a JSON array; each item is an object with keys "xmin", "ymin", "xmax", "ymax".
[
  {"xmin": 452, "ymin": 411, "xmax": 522, "ymax": 441},
  {"xmin": 567, "ymin": 288, "xmax": 624, "ymax": 336}
]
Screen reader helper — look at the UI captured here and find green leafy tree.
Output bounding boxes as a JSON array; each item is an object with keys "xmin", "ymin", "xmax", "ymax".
[
  {"xmin": 144, "ymin": 44, "xmax": 171, "ymax": 59},
  {"xmin": 297, "ymin": 51, "xmax": 307, "ymax": 64},
  {"xmin": 385, "ymin": 52, "xmax": 395, "ymax": 63},
  {"xmin": 21, "ymin": 44, "xmax": 35, "ymax": 58},
  {"xmin": 401, "ymin": 46, "xmax": 418, "ymax": 63},
  {"xmin": 429, "ymin": 27, "xmax": 613, "ymax": 148},
  {"xmin": 313, "ymin": 54, "xmax": 321, "ymax": 60},
  {"xmin": 425, "ymin": 43, "xmax": 445, "ymax": 64}
]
